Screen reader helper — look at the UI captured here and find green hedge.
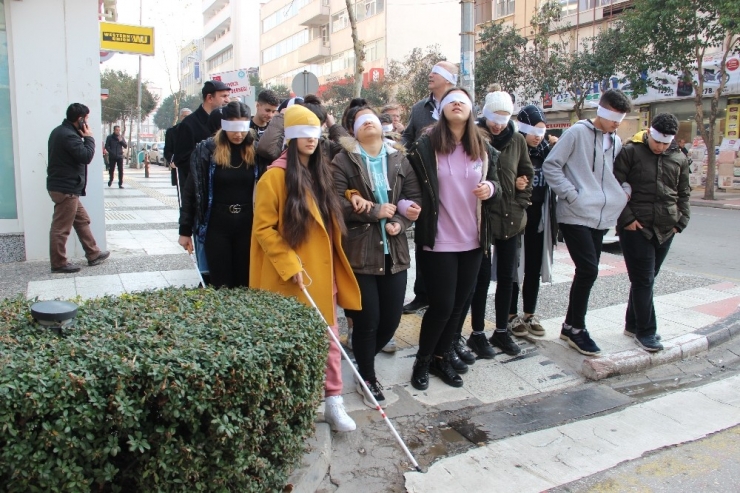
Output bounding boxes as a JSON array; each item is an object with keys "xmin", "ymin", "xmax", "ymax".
[{"xmin": 0, "ymin": 287, "xmax": 329, "ymax": 492}]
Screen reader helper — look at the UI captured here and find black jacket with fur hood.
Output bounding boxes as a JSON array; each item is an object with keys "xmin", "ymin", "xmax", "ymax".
[{"xmin": 331, "ymin": 137, "xmax": 422, "ymax": 275}]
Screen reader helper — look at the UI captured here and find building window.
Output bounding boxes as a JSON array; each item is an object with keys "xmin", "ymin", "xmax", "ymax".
[
  {"xmin": 262, "ymin": 30, "xmax": 310, "ymax": 64},
  {"xmin": 331, "ymin": 0, "xmax": 385, "ymax": 32},
  {"xmin": 364, "ymin": 38, "xmax": 385, "ymax": 62},
  {"xmin": 560, "ymin": 0, "xmax": 578, "ymax": 16},
  {"xmin": 494, "ymin": 0, "xmax": 514, "ymax": 17},
  {"xmin": 578, "ymin": 0, "xmax": 612, "ymax": 10},
  {"xmin": 262, "ymin": 0, "xmax": 311, "ymax": 33},
  {"xmin": 207, "ymin": 47, "xmax": 233, "ymax": 72}
]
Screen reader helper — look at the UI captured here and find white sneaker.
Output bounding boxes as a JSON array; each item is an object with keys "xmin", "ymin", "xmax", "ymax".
[
  {"xmin": 381, "ymin": 338, "xmax": 397, "ymax": 353},
  {"xmin": 324, "ymin": 395, "xmax": 356, "ymax": 432}
]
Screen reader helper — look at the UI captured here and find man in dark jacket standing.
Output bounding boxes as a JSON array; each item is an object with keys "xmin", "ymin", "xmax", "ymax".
[
  {"xmin": 172, "ymin": 80, "xmax": 230, "ymax": 187},
  {"xmin": 400, "ymin": 61, "xmax": 458, "ymax": 315},
  {"xmin": 104, "ymin": 125, "xmax": 127, "ymax": 188},
  {"xmin": 614, "ymin": 113, "xmax": 690, "ymax": 352},
  {"xmin": 47, "ymin": 103, "xmax": 109, "ymax": 273}
]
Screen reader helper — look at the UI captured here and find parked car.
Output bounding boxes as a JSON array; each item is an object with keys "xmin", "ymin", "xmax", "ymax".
[{"xmin": 146, "ymin": 142, "xmax": 166, "ymax": 165}]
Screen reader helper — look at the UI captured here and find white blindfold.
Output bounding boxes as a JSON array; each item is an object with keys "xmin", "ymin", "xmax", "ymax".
[
  {"xmin": 649, "ymin": 127, "xmax": 675, "ymax": 144},
  {"xmin": 353, "ymin": 113, "xmax": 382, "ymax": 136},
  {"xmin": 221, "ymin": 120, "xmax": 251, "ymax": 132},
  {"xmin": 517, "ymin": 122, "xmax": 546, "ymax": 137},
  {"xmin": 284, "ymin": 125, "xmax": 322, "ymax": 140},
  {"xmin": 431, "ymin": 65, "xmax": 458, "ymax": 85},
  {"xmin": 483, "ymin": 107, "xmax": 510, "ymax": 125},
  {"xmin": 596, "ymin": 105, "xmax": 626, "ymax": 123}
]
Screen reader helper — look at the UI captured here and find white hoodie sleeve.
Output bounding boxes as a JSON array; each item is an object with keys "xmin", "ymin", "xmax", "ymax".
[{"xmin": 542, "ymin": 128, "xmax": 579, "ymax": 204}]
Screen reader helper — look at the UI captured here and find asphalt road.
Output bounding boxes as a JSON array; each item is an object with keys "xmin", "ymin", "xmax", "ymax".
[{"xmin": 605, "ymin": 207, "xmax": 740, "ymax": 282}]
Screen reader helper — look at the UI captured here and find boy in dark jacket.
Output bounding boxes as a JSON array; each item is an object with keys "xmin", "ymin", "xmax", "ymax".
[
  {"xmin": 613, "ymin": 113, "xmax": 690, "ymax": 352},
  {"xmin": 47, "ymin": 103, "xmax": 109, "ymax": 273}
]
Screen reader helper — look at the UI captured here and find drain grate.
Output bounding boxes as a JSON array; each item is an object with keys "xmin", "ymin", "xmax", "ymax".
[{"xmin": 105, "ymin": 211, "xmax": 137, "ymax": 221}]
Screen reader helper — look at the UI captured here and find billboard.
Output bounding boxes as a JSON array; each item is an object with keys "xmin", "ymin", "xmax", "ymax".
[
  {"xmin": 211, "ymin": 69, "xmax": 253, "ymax": 97},
  {"xmin": 100, "ymin": 22, "xmax": 155, "ymax": 56}
]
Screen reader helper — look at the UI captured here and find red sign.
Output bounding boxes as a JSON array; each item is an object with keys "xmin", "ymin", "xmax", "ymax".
[
  {"xmin": 363, "ymin": 68, "xmax": 384, "ymax": 87},
  {"xmin": 547, "ymin": 122, "xmax": 572, "ymax": 129},
  {"xmin": 727, "ymin": 58, "xmax": 739, "ymax": 72}
]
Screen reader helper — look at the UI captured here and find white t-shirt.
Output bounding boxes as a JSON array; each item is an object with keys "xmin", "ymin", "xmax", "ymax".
[{"xmin": 603, "ymin": 133, "xmax": 612, "ymax": 152}]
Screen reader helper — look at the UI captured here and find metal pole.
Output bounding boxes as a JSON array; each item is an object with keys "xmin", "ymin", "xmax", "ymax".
[
  {"xmin": 136, "ymin": 0, "xmax": 143, "ymax": 169},
  {"xmin": 460, "ymin": 0, "xmax": 476, "ymax": 103}
]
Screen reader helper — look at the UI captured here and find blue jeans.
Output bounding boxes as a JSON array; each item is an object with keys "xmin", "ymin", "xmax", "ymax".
[{"xmin": 620, "ymin": 229, "xmax": 673, "ymax": 336}]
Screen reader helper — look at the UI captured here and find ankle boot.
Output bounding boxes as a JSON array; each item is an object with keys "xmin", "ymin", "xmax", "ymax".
[
  {"xmin": 445, "ymin": 348, "xmax": 468, "ymax": 374},
  {"xmin": 411, "ymin": 355, "xmax": 432, "ymax": 390},
  {"xmin": 430, "ymin": 354, "xmax": 464, "ymax": 388}
]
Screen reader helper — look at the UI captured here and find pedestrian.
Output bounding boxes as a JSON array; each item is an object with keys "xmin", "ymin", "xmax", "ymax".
[
  {"xmin": 507, "ymin": 105, "xmax": 558, "ymax": 339},
  {"xmin": 173, "ymin": 80, "xmax": 231, "ymax": 187},
  {"xmin": 104, "ymin": 125, "xmax": 127, "ymax": 188},
  {"xmin": 250, "ymin": 104, "xmax": 361, "ymax": 432},
  {"xmin": 332, "ymin": 105, "xmax": 422, "ymax": 407},
  {"xmin": 47, "ymin": 103, "xmax": 110, "ymax": 273},
  {"xmin": 251, "ymin": 89, "xmax": 280, "ymax": 142},
  {"xmin": 401, "ymin": 62, "xmax": 459, "ymax": 315},
  {"xmin": 613, "ymin": 113, "xmax": 691, "ymax": 352},
  {"xmin": 381, "ymin": 103, "xmax": 406, "ymax": 134},
  {"xmin": 406, "ymin": 88, "xmax": 500, "ymax": 390},
  {"xmin": 542, "ymin": 89, "xmax": 633, "ymax": 356},
  {"xmin": 461, "ymin": 91, "xmax": 534, "ymax": 362},
  {"xmin": 165, "ymin": 108, "xmax": 192, "ymax": 185},
  {"xmin": 177, "ymin": 101, "xmax": 258, "ymax": 289}
]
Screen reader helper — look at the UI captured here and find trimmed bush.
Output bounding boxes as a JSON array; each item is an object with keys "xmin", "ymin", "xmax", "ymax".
[{"xmin": 0, "ymin": 287, "xmax": 329, "ymax": 492}]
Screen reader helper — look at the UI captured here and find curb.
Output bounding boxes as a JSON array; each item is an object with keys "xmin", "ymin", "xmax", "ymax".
[
  {"xmin": 582, "ymin": 309, "xmax": 740, "ymax": 380},
  {"xmin": 689, "ymin": 200, "xmax": 740, "ymax": 210},
  {"xmin": 284, "ymin": 423, "xmax": 332, "ymax": 493}
]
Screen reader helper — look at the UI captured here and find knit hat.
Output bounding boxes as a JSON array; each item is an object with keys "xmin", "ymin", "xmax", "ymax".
[
  {"xmin": 517, "ymin": 105, "xmax": 546, "ymax": 126},
  {"xmin": 284, "ymin": 104, "xmax": 322, "ymax": 141},
  {"xmin": 484, "ymin": 91, "xmax": 514, "ymax": 115}
]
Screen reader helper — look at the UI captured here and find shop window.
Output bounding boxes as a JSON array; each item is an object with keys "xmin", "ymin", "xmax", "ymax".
[{"xmin": 0, "ymin": 1, "xmax": 16, "ymax": 219}]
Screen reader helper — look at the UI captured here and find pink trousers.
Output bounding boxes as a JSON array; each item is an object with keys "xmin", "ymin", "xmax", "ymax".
[{"xmin": 324, "ymin": 298, "xmax": 343, "ymax": 397}]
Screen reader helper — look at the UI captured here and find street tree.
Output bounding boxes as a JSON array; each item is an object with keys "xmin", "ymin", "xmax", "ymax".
[
  {"xmin": 249, "ymin": 74, "xmax": 265, "ymax": 97},
  {"xmin": 386, "ymin": 46, "xmax": 447, "ymax": 114},
  {"xmin": 154, "ymin": 92, "xmax": 201, "ymax": 130},
  {"xmin": 345, "ymin": 0, "xmax": 364, "ymax": 97},
  {"xmin": 618, "ymin": 0, "xmax": 740, "ymax": 200},
  {"xmin": 320, "ymin": 77, "xmax": 392, "ymax": 116},
  {"xmin": 101, "ymin": 69, "xmax": 158, "ymax": 141},
  {"xmin": 268, "ymin": 84, "xmax": 291, "ymax": 100},
  {"xmin": 475, "ymin": 22, "xmax": 528, "ymax": 102}
]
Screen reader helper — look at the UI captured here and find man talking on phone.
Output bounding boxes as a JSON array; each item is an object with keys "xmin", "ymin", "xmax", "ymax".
[{"xmin": 46, "ymin": 103, "xmax": 109, "ymax": 273}]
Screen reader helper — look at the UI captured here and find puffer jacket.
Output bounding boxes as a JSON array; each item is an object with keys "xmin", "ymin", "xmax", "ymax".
[
  {"xmin": 407, "ymin": 134, "xmax": 501, "ymax": 254},
  {"xmin": 332, "ymin": 137, "xmax": 422, "ymax": 275},
  {"xmin": 478, "ymin": 119, "xmax": 534, "ymax": 240},
  {"xmin": 613, "ymin": 131, "xmax": 691, "ymax": 244}
]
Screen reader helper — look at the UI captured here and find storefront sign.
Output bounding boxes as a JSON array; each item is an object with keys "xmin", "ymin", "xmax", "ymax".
[
  {"xmin": 726, "ymin": 98, "xmax": 740, "ymax": 138},
  {"xmin": 100, "ymin": 22, "xmax": 155, "ymax": 56},
  {"xmin": 211, "ymin": 69, "xmax": 253, "ymax": 96}
]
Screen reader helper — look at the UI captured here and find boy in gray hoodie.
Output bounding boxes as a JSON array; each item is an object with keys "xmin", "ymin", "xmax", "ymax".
[{"xmin": 543, "ymin": 89, "xmax": 632, "ymax": 356}]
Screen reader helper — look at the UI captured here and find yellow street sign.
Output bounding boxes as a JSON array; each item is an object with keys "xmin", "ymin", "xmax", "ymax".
[{"xmin": 100, "ymin": 22, "xmax": 155, "ymax": 56}]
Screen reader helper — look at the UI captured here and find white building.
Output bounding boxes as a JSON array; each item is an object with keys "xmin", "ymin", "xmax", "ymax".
[
  {"xmin": 259, "ymin": 0, "xmax": 461, "ymax": 90},
  {"xmin": 0, "ymin": 0, "xmax": 116, "ymax": 263},
  {"xmin": 180, "ymin": 38, "xmax": 205, "ymax": 98},
  {"xmin": 202, "ymin": 0, "xmax": 262, "ymax": 78}
]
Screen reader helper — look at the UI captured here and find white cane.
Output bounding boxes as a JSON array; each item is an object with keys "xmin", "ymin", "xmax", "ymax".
[
  {"xmin": 300, "ymin": 286, "xmax": 423, "ymax": 473},
  {"xmin": 175, "ymin": 166, "xmax": 206, "ymax": 288}
]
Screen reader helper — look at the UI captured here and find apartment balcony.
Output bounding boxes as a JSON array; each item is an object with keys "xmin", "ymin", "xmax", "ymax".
[
  {"xmin": 204, "ymin": 32, "xmax": 233, "ymax": 61},
  {"xmin": 202, "ymin": 0, "xmax": 229, "ymax": 17},
  {"xmin": 298, "ymin": 37, "xmax": 330, "ymax": 64},
  {"xmin": 204, "ymin": 1, "xmax": 231, "ymax": 39},
  {"xmin": 296, "ymin": 0, "xmax": 331, "ymax": 27}
]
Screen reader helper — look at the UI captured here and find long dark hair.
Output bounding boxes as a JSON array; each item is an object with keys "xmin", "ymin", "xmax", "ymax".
[
  {"xmin": 283, "ymin": 139, "xmax": 345, "ymax": 248},
  {"xmin": 429, "ymin": 87, "xmax": 487, "ymax": 162},
  {"xmin": 345, "ymin": 105, "xmax": 379, "ymax": 137}
]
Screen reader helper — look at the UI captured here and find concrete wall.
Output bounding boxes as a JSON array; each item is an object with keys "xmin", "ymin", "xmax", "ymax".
[
  {"xmin": 6, "ymin": 0, "xmax": 106, "ymax": 261},
  {"xmin": 385, "ymin": 0, "xmax": 461, "ymax": 65}
]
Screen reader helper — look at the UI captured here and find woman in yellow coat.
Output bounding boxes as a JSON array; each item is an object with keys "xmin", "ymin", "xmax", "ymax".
[{"xmin": 250, "ymin": 104, "xmax": 361, "ymax": 432}]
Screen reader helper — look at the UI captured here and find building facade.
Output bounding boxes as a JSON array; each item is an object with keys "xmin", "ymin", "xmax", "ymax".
[
  {"xmin": 0, "ymin": 0, "xmax": 115, "ymax": 263},
  {"xmin": 473, "ymin": 0, "xmax": 739, "ymax": 154},
  {"xmin": 258, "ymin": 0, "xmax": 461, "ymax": 90},
  {"xmin": 179, "ymin": 38, "xmax": 205, "ymax": 98},
  {"xmin": 202, "ymin": 0, "xmax": 261, "ymax": 79}
]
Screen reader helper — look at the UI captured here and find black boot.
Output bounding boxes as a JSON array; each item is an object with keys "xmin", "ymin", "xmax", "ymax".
[
  {"xmin": 445, "ymin": 348, "xmax": 468, "ymax": 374},
  {"xmin": 430, "ymin": 354, "xmax": 464, "ymax": 388},
  {"xmin": 411, "ymin": 355, "xmax": 432, "ymax": 390}
]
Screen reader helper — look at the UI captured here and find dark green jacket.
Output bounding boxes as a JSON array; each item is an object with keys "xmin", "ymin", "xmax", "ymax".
[
  {"xmin": 407, "ymin": 134, "xmax": 501, "ymax": 253},
  {"xmin": 613, "ymin": 131, "xmax": 691, "ymax": 244},
  {"xmin": 478, "ymin": 119, "xmax": 534, "ymax": 240}
]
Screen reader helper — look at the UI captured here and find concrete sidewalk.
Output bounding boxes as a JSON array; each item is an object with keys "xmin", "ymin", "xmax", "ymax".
[
  {"xmin": 690, "ymin": 187, "xmax": 740, "ymax": 210},
  {"xmin": 3, "ymin": 165, "xmax": 739, "ymax": 492}
]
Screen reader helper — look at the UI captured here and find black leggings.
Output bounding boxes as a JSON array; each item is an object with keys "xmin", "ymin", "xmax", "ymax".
[
  {"xmin": 511, "ymin": 204, "xmax": 544, "ymax": 315},
  {"xmin": 559, "ymin": 223, "xmax": 606, "ymax": 329},
  {"xmin": 345, "ymin": 255, "xmax": 407, "ymax": 381},
  {"xmin": 108, "ymin": 157, "xmax": 123, "ymax": 185},
  {"xmin": 457, "ymin": 236, "xmax": 519, "ymax": 334},
  {"xmin": 204, "ymin": 208, "xmax": 252, "ymax": 289},
  {"xmin": 417, "ymin": 248, "xmax": 482, "ymax": 357}
]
